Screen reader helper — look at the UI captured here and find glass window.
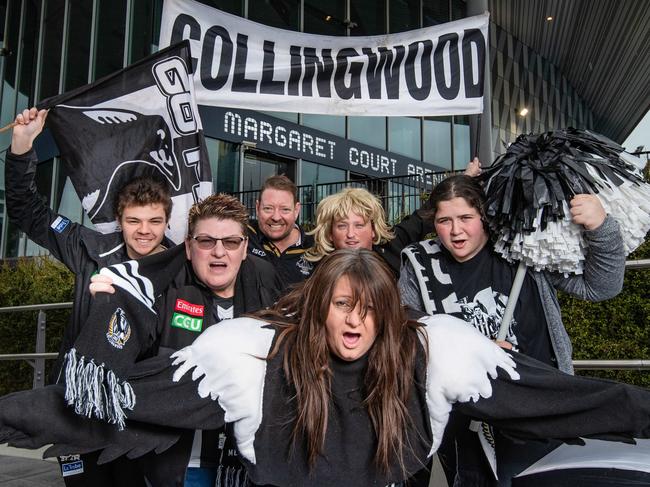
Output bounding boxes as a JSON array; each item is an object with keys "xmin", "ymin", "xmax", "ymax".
[
  {"xmin": 300, "ymin": 160, "xmax": 346, "ymax": 223},
  {"xmin": 0, "ymin": 0, "xmax": 7, "ymax": 40},
  {"xmin": 387, "ymin": 180, "xmax": 420, "ymax": 223},
  {"xmin": 64, "ymin": 1, "xmax": 92, "ymax": 91},
  {"xmin": 349, "ymin": 116, "xmax": 386, "ymax": 150},
  {"xmin": 129, "ymin": 0, "xmax": 156, "ymax": 63},
  {"xmin": 17, "ymin": 1, "xmax": 39, "ymax": 110},
  {"xmin": 93, "ymin": 0, "xmax": 126, "ymax": 80},
  {"xmin": 304, "ymin": 0, "xmax": 346, "ymax": 35},
  {"xmin": 301, "ymin": 160, "xmax": 346, "ymax": 186},
  {"xmin": 195, "ymin": 0, "xmax": 243, "ymax": 16},
  {"xmin": 453, "ymin": 115, "xmax": 471, "ymax": 170},
  {"xmin": 423, "ymin": 0, "xmax": 450, "ymax": 26},
  {"xmin": 350, "ymin": 0, "xmax": 386, "ymax": 36},
  {"xmin": 451, "ymin": 0, "xmax": 466, "ymax": 20},
  {"xmin": 249, "ymin": 0, "xmax": 300, "ymax": 31},
  {"xmin": 205, "ymin": 137, "xmax": 240, "ymax": 193},
  {"xmin": 423, "ymin": 116, "xmax": 451, "ymax": 169},
  {"xmin": 388, "ymin": 116, "xmax": 420, "ymax": 159},
  {"xmin": 261, "ymin": 110, "xmax": 299, "ymax": 123},
  {"xmin": 39, "ymin": 0, "xmax": 65, "ymax": 99},
  {"xmin": 302, "ymin": 114, "xmax": 345, "ymax": 137},
  {"xmin": 389, "ymin": 0, "xmax": 420, "ymax": 33},
  {"xmin": 0, "ymin": 0, "xmax": 21, "ymax": 150},
  {"xmin": 242, "ymin": 150, "xmax": 293, "ymax": 192}
]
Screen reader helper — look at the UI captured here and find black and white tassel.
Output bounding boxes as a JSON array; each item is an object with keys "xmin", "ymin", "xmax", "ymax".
[{"xmin": 63, "ymin": 348, "xmax": 135, "ymax": 430}]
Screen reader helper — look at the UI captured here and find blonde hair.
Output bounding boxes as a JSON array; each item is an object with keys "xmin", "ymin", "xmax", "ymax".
[{"xmin": 305, "ymin": 188, "xmax": 394, "ymax": 262}]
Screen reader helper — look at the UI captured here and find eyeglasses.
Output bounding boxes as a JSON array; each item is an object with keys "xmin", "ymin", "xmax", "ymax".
[{"xmin": 190, "ymin": 235, "xmax": 246, "ymax": 251}]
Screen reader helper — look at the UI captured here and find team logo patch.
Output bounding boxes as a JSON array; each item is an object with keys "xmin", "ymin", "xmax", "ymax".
[
  {"xmin": 171, "ymin": 299, "xmax": 204, "ymax": 332},
  {"xmin": 174, "ymin": 299, "xmax": 204, "ymax": 316},
  {"xmin": 59, "ymin": 454, "xmax": 84, "ymax": 477},
  {"xmin": 50, "ymin": 216, "xmax": 70, "ymax": 234},
  {"xmin": 106, "ymin": 307, "xmax": 131, "ymax": 349},
  {"xmin": 297, "ymin": 256, "xmax": 313, "ymax": 276},
  {"xmin": 171, "ymin": 312, "xmax": 203, "ymax": 332},
  {"xmin": 251, "ymin": 248, "xmax": 266, "ymax": 257}
]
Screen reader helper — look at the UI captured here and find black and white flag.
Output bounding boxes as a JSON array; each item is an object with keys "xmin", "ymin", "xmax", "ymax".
[{"xmin": 39, "ymin": 41, "xmax": 212, "ymax": 243}]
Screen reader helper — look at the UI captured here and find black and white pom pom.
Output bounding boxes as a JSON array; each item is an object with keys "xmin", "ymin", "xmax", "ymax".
[{"xmin": 481, "ymin": 128, "xmax": 650, "ymax": 274}]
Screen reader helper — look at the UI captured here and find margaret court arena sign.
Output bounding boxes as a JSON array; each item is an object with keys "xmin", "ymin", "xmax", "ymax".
[{"xmin": 200, "ymin": 105, "xmax": 447, "ymax": 182}]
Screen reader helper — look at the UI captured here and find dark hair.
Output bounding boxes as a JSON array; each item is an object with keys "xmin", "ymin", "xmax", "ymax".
[
  {"xmin": 426, "ymin": 175, "xmax": 489, "ymax": 233},
  {"xmin": 187, "ymin": 193, "xmax": 249, "ymax": 236},
  {"xmin": 115, "ymin": 176, "xmax": 172, "ymax": 221},
  {"xmin": 257, "ymin": 249, "xmax": 421, "ymax": 474},
  {"xmin": 260, "ymin": 175, "xmax": 298, "ymax": 204}
]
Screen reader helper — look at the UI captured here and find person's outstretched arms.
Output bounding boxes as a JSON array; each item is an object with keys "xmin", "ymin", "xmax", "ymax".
[{"xmin": 456, "ymin": 350, "xmax": 650, "ymax": 443}]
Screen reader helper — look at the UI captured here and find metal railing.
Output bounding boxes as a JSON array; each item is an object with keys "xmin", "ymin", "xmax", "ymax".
[
  {"xmin": 0, "ymin": 302, "xmax": 71, "ymax": 388},
  {"xmin": 234, "ymin": 170, "xmax": 459, "ymax": 226}
]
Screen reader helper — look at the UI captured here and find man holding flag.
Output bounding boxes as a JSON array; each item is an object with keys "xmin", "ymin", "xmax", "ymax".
[
  {"xmin": 4, "ymin": 40, "xmax": 211, "ymax": 486},
  {"xmin": 5, "ymin": 107, "xmax": 173, "ymax": 485}
]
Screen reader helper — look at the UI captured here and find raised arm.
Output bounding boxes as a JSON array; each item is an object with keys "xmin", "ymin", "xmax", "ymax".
[
  {"xmin": 547, "ymin": 195, "xmax": 625, "ymax": 300},
  {"xmin": 6, "ymin": 108, "xmax": 92, "ymax": 272}
]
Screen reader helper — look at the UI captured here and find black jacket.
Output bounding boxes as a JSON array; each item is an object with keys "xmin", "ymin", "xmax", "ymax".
[
  {"xmin": 374, "ymin": 209, "xmax": 434, "ymax": 275},
  {"xmin": 246, "ymin": 220, "xmax": 314, "ymax": 289},
  {"xmin": 3, "ymin": 316, "xmax": 650, "ymax": 486},
  {"xmin": 4, "ymin": 148, "xmax": 174, "ymax": 376}
]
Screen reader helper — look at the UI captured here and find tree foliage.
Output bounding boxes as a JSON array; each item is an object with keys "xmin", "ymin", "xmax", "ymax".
[{"xmin": 0, "ymin": 257, "xmax": 73, "ymax": 394}]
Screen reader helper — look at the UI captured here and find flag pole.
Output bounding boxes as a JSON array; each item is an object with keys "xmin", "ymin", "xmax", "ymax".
[
  {"xmin": 0, "ymin": 121, "xmax": 16, "ymax": 133},
  {"xmin": 474, "ymin": 114, "xmax": 482, "ymax": 158},
  {"xmin": 497, "ymin": 261, "xmax": 527, "ymax": 341}
]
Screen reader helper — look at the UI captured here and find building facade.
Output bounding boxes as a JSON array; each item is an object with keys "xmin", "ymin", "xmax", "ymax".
[{"xmin": 0, "ymin": 0, "xmax": 596, "ymax": 258}]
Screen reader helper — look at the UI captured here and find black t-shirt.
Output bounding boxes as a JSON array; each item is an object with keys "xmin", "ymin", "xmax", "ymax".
[{"xmin": 442, "ymin": 245, "xmax": 556, "ymax": 367}]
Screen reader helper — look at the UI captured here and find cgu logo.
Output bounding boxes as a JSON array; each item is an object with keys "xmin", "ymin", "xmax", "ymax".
[{"xmin": 171, "ymin": 312, "xmax": 203, "ymax": 332}]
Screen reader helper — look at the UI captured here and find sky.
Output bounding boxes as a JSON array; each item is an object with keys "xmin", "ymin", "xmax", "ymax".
[{"xmin": 623, "ymin": 111, "xmax": 650, "ymax": 153}]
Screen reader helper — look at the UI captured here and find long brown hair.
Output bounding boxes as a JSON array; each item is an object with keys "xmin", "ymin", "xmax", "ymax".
[{"xmin": 257, "ymin": 249, "xmax": 420, "ymax": 473}]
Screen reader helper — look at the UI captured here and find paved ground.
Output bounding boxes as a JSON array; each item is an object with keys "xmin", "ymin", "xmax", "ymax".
[
  {"xmin": 0, "ymin": 445, "xmax": 447, "ymax": 486},
  {"xmin": 0, "ymin": 446, "xmax": 62, "ymax": 487}
]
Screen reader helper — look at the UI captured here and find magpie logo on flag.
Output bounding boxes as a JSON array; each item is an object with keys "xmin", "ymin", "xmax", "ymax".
[{"xmin": 39, "ymin": 41, "xmax": 212, "ymax": 243}]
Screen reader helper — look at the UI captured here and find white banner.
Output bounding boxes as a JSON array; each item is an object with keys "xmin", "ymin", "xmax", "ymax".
[{"xmin": 160, "ymin": 0, "xmax": 488, "ymax": 116}]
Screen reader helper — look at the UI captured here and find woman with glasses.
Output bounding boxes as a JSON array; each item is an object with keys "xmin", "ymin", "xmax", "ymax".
[{"xmin": 88, "ymin": 193, "xmax": 281, "ymax": 487}]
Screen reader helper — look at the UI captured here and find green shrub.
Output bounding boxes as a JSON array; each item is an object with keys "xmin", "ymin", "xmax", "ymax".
[
  {"xmin": 0, "ymin": 257, "xmax": 73, "ymax": 394},
  {"xmin": 560, "ymin": 236, "xmax": 650, "ymax": 387}
]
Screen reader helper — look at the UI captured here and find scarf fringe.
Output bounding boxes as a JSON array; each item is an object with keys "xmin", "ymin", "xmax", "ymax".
[
  {"xmin": 215, "ymin": 465, "xmax": 249, "ymax": 487},
  {"xmin": 63, "ymin": 348, "xmax": 135, "ymax": 430}
]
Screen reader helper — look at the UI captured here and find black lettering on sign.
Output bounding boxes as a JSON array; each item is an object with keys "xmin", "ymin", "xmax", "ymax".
[
  {"xmin": 201, "ymin": 26, "xmax": 232, "ymax": 91},
  {"xmin": 363, "ymin": 46, "xmax": 405, "ymax": 99},
  {"xmin": 232, "ymin": 34, "xmax": 258, "ymax": 93},
  {"xmin": 170, "ymin": 14, "xmax": 200, "ymax": 73},
  {"xmin": 405, "ymin": 40, "xmax": 433, "ymax": 101},
  {"xmin": 334, "ymin": 48, "xmax": 363, "ymax": 100},
  {"xmin": 462, "ymin": 29, "xmax": 485, "ymax": 98},
  {"xmin": 260, "ymin": 40, "xmax": 285, "ymax": 95},
  {"xmin": 303, "ymin": 47, "xmax": 334, "ymax": 98},
  {"xmin": 288, "ymin": 46, "xmax": 302, "ymax": 96},
  {"xmin": 434, "ymin": 33, "xmax": 460, "ymax": 100}
]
